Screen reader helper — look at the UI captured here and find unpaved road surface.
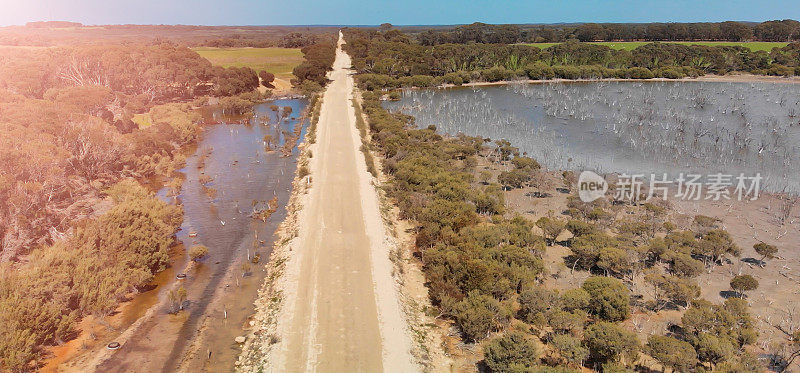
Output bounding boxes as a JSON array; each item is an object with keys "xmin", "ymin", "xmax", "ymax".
[{"xmin": 274, "ymin": 33, "xmax": 416, "ymax": 372}]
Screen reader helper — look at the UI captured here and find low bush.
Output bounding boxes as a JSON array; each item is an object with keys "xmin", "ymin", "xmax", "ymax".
[
  {"xmin": 481, "ymin": 66, "xmax": 515, "ymax": 82},
  {"xmin": 766, "ymin": 64, "xmax": 794, "ymax": 76},
  {"xmin": 654, "ymin": 67, "xmax": 686, "ymax": 79},
  {"xmin": 189, "ymin": 245, "xmax": 209, "ymax": 261},
  {"xmin": 553, "ymin": 65, "xmax": 582, "ymax": 79},
  {"xmin": 582, "ymin": 276, "xmax": 630, "ymax": 322},
  {"xmin": 219, "ymin": 96, "xmax": 253, "ymax": 115},
  {"xmin": 624, "ymin": 67, "xmax": 655, "ymax": 79},
  {"xmin": 0, "ymin": 179, "xmax": 182, "ymax": 369},
  {"xmin": 584, "ymin": 321, "xmax": 640, "ymax": 365},
  {"xmin": 397, "ymin": 74, "xmax": 437, "ymax": 88},
  {"xmin": 443, "ymin": 71, "xmax": 469, "ymax": 85},
  {"xmin": 498, "ymin": 169, "xmax": 531, "ymax": 189},
  {"xmin": 452, "ymin": 291, "xmax": 512, "ymax": 341},
  {"xmin": 525, "ymin": 62, "xmax": 556, "ymax": 80},
  {"xmin": 483, "ymin": 332, "xmax": 540, "ymax": 372}
]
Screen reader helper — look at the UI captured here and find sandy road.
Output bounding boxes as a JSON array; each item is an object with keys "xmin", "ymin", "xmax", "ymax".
[{"xmin": 275, "ymin": 33, "xmax": 416, "ymax": 372}]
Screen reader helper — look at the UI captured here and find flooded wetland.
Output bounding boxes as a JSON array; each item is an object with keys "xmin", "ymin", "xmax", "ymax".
[
  {"xmin": 54, "ymin": 98, "xmax": 309, "ymax": 372},
  {"xmin": 389, "ymin": 81, "xmax": 800, "ymax": 193}
]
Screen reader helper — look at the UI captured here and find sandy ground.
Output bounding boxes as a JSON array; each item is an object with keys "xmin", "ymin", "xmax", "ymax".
[
  {"xmin": 258, "ymin": 77, "xmax": 294, "ymax": 96},
  {"xmin": 671, "ymin": 195, "xmax": 800, "ymax": 353},
  {"xmin": 254, "ymin": 32, "xmax": 416, "ymax": 372},
  {"xmin": 430, "ymin": 149, "xmax": 800, "ymax": 369}
]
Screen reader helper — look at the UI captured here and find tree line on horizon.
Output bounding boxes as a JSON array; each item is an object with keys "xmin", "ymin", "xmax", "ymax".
[
  {"xmin": 404, "ymin": 20, "xmax": 800, "ymax": 44},
  {"xmin": 0, "ymin": 23, "xmax": 335, "ymax": 49},
  {"xmin": 342, "ymin": 27, "xmax": 800, "ymax": 90}
]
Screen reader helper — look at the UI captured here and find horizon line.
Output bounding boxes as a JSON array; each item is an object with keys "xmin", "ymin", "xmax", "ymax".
[{"xmin": 3, "ymin": 19, "xmax": 785, "ymax": 28}]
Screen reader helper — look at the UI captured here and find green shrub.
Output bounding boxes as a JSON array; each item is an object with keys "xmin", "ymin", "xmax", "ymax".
[
  {"xmin": 582, "ymin": 276, "xmax": 630, "ymax": 322},
  {"xmin": 600, "ymin": 362, "xmax": 635, "ymax": 373},
  {"xmin": 453, "ymin": 291, "xmax": 511, "ymax": 341},
  {"xmin": 551, "ymin": 334, "xmax": 589, "ymax": 367},
  {"xmin": 585, "ymin": 321, "xmax": 640, "ymax": 364},
  {"xmin": 655, "ymin": 67, "xmax": 686, "ymax": 79},
  {"xmin": 730, "ymin": 274, "xmax": 759, "ymax": 296},
  {"xmin": 693, "ymin": 333, "xmax": 735, "ymax": 365},
  {"xmin": 577, "ymin": 65, "xmax": 615, "ymax": 79},
  {"xmin": 189, "ymin": 245, "xmax": 209, "ymax": 261},
  {"xmin": 299, "ymin": 80, "xmax": 324, "ymax": 97},
  {"xmin": 753, "ymin": 242, "xmax": 778, "ymax": 264},
  {"xmin": 681, "ymin": 298, "xmax": 758, "ymax": 354},
  {"xmin": 219, "ymin": 96, "xmax": 253, "ymax": 115},
  {"xmin": 536, "ymin": 216, "xmax": 565, "ymax": 243},
  {"xmin": 443, "ymin": 72, "xmax": 464, "ymax": 85},
  {"xmin": 498, "ymin": 169, "xmax": 531, "ymax": 189},
  {"xmin": 560, "ymin": 288, "xmax": 591, "ymax": 312},
  {"xmin": 483, "ymin": 332, "xmax": 540, "ymax": 372},
  {"xmin": 511, "ymin": 156, "xmax": 540, "ymax": 171},
  {"xmin": 668, "ymin": 253, "xmax": 705, "ymax": 278},
  {"xmin": 0, "ymin": 179, "xmax": 182, "ymax": 369},
  {"xmin": 694, "ymin": 229, "xmax": 740, "ymax": 265},
  {"xmin": 518, "ymin": 287, "xmax": 559, "ymax": 325},
  {"xmin": 481, "ymin": 66, "xmax": 514, "ymax": 82},
  {"xmin": 397, "ymin": 75, "xmax": 436, "ymax": 88},
  {"xmin": 646, "ymin": 335, "xmax": 697, "ymax": 373},
  {"xmin": 625, "ymin": 67, "xmax": 655, "ymax": 79},
  {"xmin": 565, "ymin": 220, "xmax": 598, "ymax": 237},
  {"xmin": 548, "ymin": 310, "xmax": 587, "ymax": 335},
  {"xmin": 766, "ymin": 64, "xmax": 794, "ymax": 76},
  {"xmin": 525, "ymin": 62, "xmax": 555, "ymax": 80},
  {"xmin": 553, "ymin": 65, "xmax": 582, "ymax": 79},
  {"xmin": 356, "ymin": 74, "xmax": 397, "ymax": 90},
  {"xmin": 361, "ymin": 145, "xmax": 378, "ymax": 177},
  {"xmin": 587, "ymin": 207, "xmax": 611, "ymax": 221}
]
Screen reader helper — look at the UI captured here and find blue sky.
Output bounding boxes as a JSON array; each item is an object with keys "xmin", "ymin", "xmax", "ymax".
[{"xmin": 1, "ymin": 0, "xmax": 799, "ymax": 26}]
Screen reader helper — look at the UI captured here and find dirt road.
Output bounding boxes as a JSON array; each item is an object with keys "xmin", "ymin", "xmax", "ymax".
[{"xmin": 272, "ymin": 33, "xmax": 416, "ymax": 372}]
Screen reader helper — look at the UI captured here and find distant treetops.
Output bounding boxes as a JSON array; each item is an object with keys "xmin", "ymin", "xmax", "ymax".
[{"xmin": 342, "ymin": 26, "xmax": 800, "ymax": 91}]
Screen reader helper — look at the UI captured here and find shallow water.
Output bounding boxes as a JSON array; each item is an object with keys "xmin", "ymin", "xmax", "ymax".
[
  {"xmin": 97, "ymin": 98, "xmax": 307, "ymax": 372},
  {"xmin": 386, "ymin": 81, "xmax": 800, "ymax": 193}
]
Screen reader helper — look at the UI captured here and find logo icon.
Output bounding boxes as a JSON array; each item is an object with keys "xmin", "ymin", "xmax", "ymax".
[{"xmin": 578, "ymin": 171, "xmax": 608, "ymax": 202}]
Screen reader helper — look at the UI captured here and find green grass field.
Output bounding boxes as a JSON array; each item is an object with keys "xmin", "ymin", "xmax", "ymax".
[
  {"xmin": 520, "ymin": 41, "xmax": 788, "ymax": 52},
  {"xmin": 192, "ymin": 47, "xmax": 303, "ymax": 80}
]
